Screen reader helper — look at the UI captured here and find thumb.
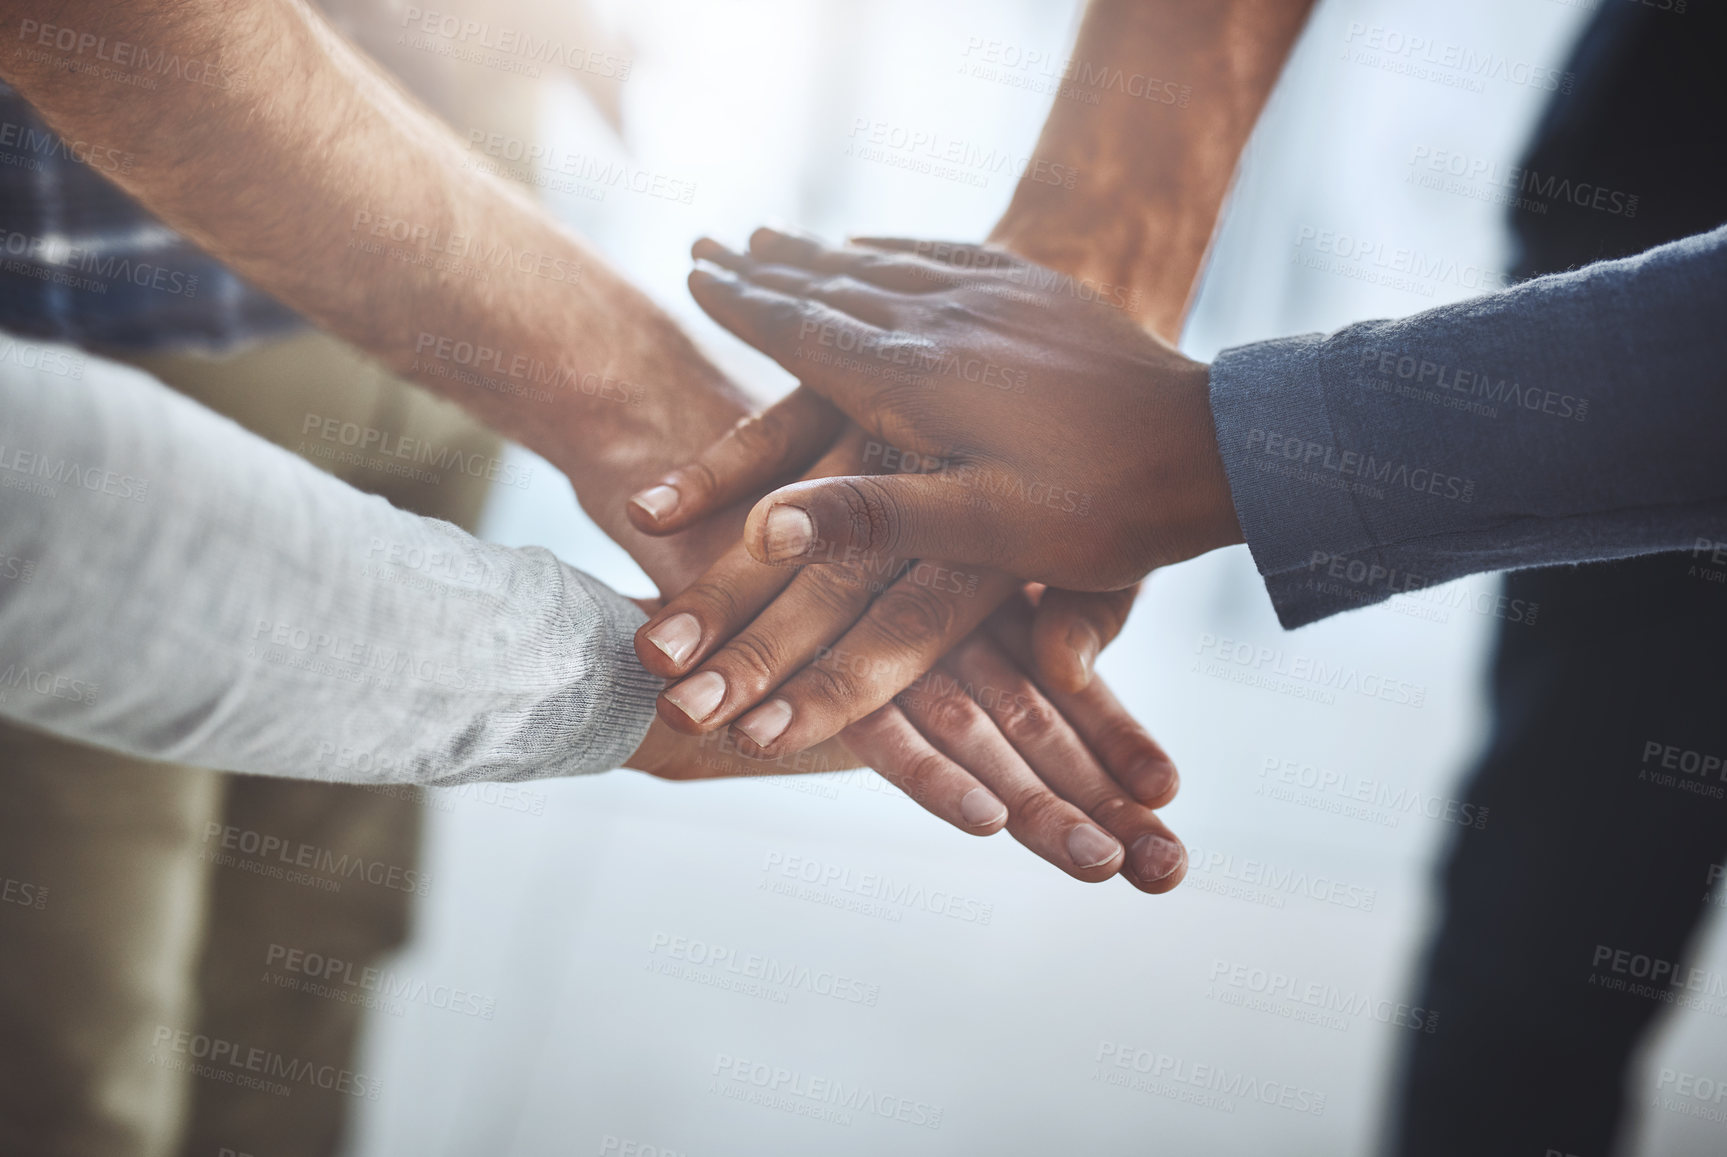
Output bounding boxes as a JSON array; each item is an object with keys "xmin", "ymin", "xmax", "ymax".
[
  {"xmin": 1031, "ymin": 585, "xmax": 1140, "ymax": 694},
  {"xmin": 743, "ymin": 472, "xmax": 1004, "ymax": 570}
]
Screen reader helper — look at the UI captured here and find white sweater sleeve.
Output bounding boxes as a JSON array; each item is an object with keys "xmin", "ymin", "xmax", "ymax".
[{"xmin": 0, "ymin": 340, "xmax": 663, "ymax": 785}]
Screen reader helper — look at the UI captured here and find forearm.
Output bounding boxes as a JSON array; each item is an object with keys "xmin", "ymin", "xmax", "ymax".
[
  {"xmin": 1211, "ymin": 226, "xmax": 1727, "ymax": 628},
  {"xmin": 989, "ymin": 0, "xmax": 1315, "ymax": 339},
  {"xmin": 0, "ymin": 341, "xmax": 663, "ymax": 782},
  {"xmin": 0, "ymin": 0, "xmax": 748, "ymax": 584}
]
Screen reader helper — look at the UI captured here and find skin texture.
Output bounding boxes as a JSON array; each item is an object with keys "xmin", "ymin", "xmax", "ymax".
[
  {"xmin": 0, "ymin": 0, "xmax": 1196, "ymax": 889},
  {"xmin": 681, "ymin": 231, "xmax": 1246, "ymax": 591}
]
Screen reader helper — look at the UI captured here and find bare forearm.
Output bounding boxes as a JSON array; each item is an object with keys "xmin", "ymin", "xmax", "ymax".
[
  {"xmin": 990, "ymin": 0, "xmax": 1315, "ymax": 339},
  {"xmin": 0, "ymin": 0, "xmax": 748, "ymax": 582}
]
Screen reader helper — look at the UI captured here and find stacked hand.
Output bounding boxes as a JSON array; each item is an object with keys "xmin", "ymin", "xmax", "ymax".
[{"xmin": 618, "ymin": 228, "xmax": 1234, "ymax": 893}]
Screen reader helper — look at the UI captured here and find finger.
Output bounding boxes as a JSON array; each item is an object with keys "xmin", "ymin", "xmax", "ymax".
[
  {"xmin": 838, "ymin": 705, "xmax": 1007, "ymax": 834},
  {"xmin": 634, "ymin": 426, "xmax": 878, "ymax": 679},
  {"xmin": 895, "ymin": 656, "xmax": 1123, "ymax": 883},
  {"xmin": 744, "ymin": 472, "xmax": 1013, "ymax": 572},
  {"xmin": 627, "ymin": 387, "xmax": 842, "ymax": 535},
  {"xmin": 630, "ymin": 718, "xmax": 858, "ymax": 781},
  {"xmin": 988, "ymin": 598, "xmax": 1179, "ymax": 808},
  {"xmin": 848, "ymin": 235, "xmax": 1018, "ymax": 275},
  {"xmin": 739, "ymin": 227, "xmax": 947, "ymax": 293},
  {"xmin": 688, "ymin": 266, "xmax": 929, "ymax": 419},
  {"xmin": 655, "ymin": 557, "xmax": 880, "ymax": 733},
  {"xmin": 1032, "ymin": 585, "xmax": 1140, "ymax": 694},
  {"xmin": 725, "ymin": 568, "xmax": 1019, "ymax": 756},
  {"xmin": 943, "ymin": 631, "xmax": 1185, "ymax": 893},
  {"xmin": 633, "ymin": 535, "xmax": 797, "ymax": 680},
  {"xmin": 693, "ymin": 238, "xmax": 909, "ymax": 323}
]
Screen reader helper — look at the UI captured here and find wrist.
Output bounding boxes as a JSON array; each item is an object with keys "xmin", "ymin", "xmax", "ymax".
[{"xmin": 1135, "ymin": 358, "xmax": 1243, "ymax": 571}]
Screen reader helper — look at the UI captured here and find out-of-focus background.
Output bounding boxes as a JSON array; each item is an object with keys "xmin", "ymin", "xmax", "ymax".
[{"xmin": 345, "ymin": 1, "xmax": 1727, "ymax": 1153}]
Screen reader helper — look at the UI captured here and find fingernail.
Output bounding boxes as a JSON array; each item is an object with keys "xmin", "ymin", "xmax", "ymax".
[
  {"xmin": 631, "ymin": 483, "xmax": 680, "ymax": 522},
  {"xmin": 1066, "ymin": 824, "xmax": 1121, "ymax": 870},
  {"xmin": 664, "ymin": 670, "xmax": 727, "ymax": 723},
  {"xmin": 737, "ymin": 698, "xmax": 793, "ymax": 747},
  {"xmin": 1126, "ymin": 758, "xmax": 1177, "ymax": 803},
  {"xmin": 959, "ymin": 788, "xmax": 1007, "ymax": 828},
  {"xmin": 1066, "ymin": 620, "xmax": 1100, "ymax": 684},
  {"xmin": 644, "ymin": 613, "xmax": 702, "ymax": 667},
  {"xmin": 1131, "ymin": 834, "xmax": 1184, "ymax": 882},
  {"xmin": 764, "ymin": 504, "xmax": 814, "ymax": 561}
]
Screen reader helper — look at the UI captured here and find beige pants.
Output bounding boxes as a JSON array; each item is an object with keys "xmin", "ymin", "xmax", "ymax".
[{"xmin": 0, "ymin": 331, "xmax": 501, "ymax": 1157}]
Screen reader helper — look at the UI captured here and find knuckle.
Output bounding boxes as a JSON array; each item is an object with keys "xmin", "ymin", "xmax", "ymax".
[
  {"xmin": 1090, "ymin": 716, "xmax": 1158, "ymax": 766},
  {"xmin": 800, "ymin": 562, "xmax": 876, "ymax": 610},
  {"xmin": 677, "ymin": 579, "xmax": 742, "ymax": 627},
  {"xmin": 717, "ymin": 633, "xmax": 782, "ymax": 692},
  {"xmin": 791, "ymin": 661, "xmax": 863, "ymax": 715},
  {"xmin": 867, "ymin": 583, "xmax": 957, "ymax": 652},
  {"xmin": 919, "ymin": 686, "xmax": 982, "ymax": 740},
  {"xmin": 729, "ymin": 408, "xmax": 792, "ymax": 462},
  {"xmin": 679, "ymin": 457, "xmax": 720, "ymax": 503},
  {"xmin": 1006, "ymin": 786, "xmax": 1068, "ymax": 833},
  {"xmin": 991, "ymin": 691, "xmax": 1053, "ymax": 747},
  {"xmin": 831, "ymin": 477, "xmax": 900, "ymax": 555},
  {"xmin": 890, "ymin": 751, "xmax": 948, "ymax": 805}
]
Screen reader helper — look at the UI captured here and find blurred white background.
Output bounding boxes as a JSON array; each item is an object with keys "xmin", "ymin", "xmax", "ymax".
[{"xmin": 346, "ymin": 1, "xmax": 1727, "ymax": 1153}]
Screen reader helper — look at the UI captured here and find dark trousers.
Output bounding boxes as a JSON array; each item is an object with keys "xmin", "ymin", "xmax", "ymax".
[{"xmin": 1391, "ymin": 550, "xmax": 1727, "ymax": 1156}]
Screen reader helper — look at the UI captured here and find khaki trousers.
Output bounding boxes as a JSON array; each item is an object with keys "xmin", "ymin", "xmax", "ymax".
[{"xmin": 0, "ymin": 331, "xmax": 501, "ymax": 1157}]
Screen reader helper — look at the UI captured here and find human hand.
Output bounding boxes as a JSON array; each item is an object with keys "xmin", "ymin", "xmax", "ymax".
[
  {"xmin": 623, "ymin": 585, "xmax": 1186, "ymax": 893},
  {"xmin": 672, "ymin": 228, "xmax": 1244, "ymax": 592}
]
